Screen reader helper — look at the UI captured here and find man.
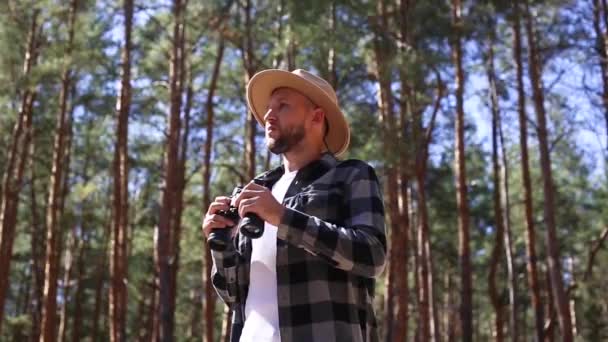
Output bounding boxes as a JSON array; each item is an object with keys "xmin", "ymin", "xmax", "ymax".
[{"xmin": 202, "ymin": 69, "xmax": 386, "ymax": 342}]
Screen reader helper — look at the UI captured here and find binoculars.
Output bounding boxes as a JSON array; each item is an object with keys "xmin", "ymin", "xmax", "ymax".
[{"xmin": 207, "ymin": 185, "xmax": 265, "ymax": 251}]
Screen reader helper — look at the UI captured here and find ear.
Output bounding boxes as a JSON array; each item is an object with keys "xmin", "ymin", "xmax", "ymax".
[{"xmin": 311, "ymin": 107, "xmax": 325, "ymax": 126}]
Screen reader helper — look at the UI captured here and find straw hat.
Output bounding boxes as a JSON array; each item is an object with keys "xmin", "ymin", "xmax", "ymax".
[{"xmin": 246, "ymin": 69, "xmax": 350, "ymax": 157}]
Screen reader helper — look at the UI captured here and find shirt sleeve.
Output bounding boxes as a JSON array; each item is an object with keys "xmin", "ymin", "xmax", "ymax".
[
  {"xmin": 210, "ymin": 240, "xmax": 248, "ymax": 307},
  {"xmin": 276, "ymin": 162, "xmax": 387, "ymax": 278}
]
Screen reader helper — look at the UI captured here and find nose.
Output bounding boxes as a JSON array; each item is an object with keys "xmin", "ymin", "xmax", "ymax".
[{"xmin": 263, "ymin": 108, "xmax": 277, "ymax": 125}]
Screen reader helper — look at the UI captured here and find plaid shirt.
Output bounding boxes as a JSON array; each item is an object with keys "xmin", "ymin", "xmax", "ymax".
[{"xmin": 211, "ymin": 152, "xmax": 386, "ymax": 342}]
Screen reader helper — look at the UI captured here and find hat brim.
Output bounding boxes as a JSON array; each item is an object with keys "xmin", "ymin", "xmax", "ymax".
[{"xmin": 246, "ymin": 69, "xmax": 350, "ymax": 157}]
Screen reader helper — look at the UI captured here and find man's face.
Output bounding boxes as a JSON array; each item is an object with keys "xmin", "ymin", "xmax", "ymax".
[{"xmin": 264, "ymin": 88, "xmax": 316, "ymax": 154}]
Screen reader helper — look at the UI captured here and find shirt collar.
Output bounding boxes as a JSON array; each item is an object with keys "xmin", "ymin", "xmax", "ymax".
[{"xmin": 255, "ymin": 152, "xmax": 337, "ymax": 187}]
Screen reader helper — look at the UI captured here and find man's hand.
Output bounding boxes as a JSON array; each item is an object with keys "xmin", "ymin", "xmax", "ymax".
[
  {"xmin": 202, "ymin": 196, "xmax": 237, "ymax": 238},
  {"xmin": 232, "ymin": 181, "xmax": 285, "ymax": 226}
]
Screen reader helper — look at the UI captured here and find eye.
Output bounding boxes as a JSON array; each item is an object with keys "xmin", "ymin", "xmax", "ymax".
[{"xmin": 279, "ymin": 102, "xmax": 289, "ymax": 110}]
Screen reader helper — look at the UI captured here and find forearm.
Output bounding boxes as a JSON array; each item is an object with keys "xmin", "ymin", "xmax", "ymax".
[
  {"xmin": 210, "ymin": 247, "xmax": 241, "ymax": 305},
  {"xmin": 276, "ymin": 207, "xmax": 386, "ymax": 278}
]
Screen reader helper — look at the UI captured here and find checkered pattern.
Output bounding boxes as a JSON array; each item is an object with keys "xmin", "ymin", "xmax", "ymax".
[{"xmin": 211, "ymin": 153, "xmax": 386, "ymax": 342}]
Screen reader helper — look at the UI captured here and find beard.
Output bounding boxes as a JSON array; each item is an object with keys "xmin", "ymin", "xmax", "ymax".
[{"xmin": 266, "ymin": 123, "xmax": 306, "ymax": 155}]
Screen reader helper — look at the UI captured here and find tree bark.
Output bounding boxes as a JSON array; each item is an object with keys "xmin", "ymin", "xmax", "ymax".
[
  {"xmin": 202, "ymin": 36, "xmax": 225, "ymax": 342},
  {"xmin": 414, "ymin": 74, "xmax": 443, "ymax": 342},
  {"xmin": 327, "ymin": 0, "xmax": 338, "ymax": 89},
  {"xmin": 70, "ymin": 235, "xmax": 86, "ymax": 342},
  {"xmin": 109, "ymin": 1, "xmax": 133, "ymax": 341},
  {"xmin": 584, "ymin": 226, "xmax": 608, "ymax": 279},
  {"xmin": 243, "ymin": 0, "xmax": 257, "ymax": 179},
  {"xmin": 156, "ymin": 0, "xmax": 185, "ymax": 339},
  {"xmin": 29, "ymin": 135, "xmax": 45, "ymax": 342},
  {"xmin": 512, "ymin": 1, "xmax": 544, "ymax": 340},
  {"xmin": 371, "ymin": 2, "xmax": 401, "ymax": 340},
  {"xmin": 40, "ymin": 1, "xmax": 78, "ymax": 340},
  {"xmin": 523, "ymin": 1, "xmax": 574, "ymax": 340},
  {"xmin": 92, "ymin": 219, "xmax": 110, "ymax": 341},
  {"xmin": 498, "ymin": 84, "xmax": 519, "ymax": 342},
  {"xmin": 0, "ymin": 10, "xmax": 40, "ymax": 330},
  {"xmin": 395, "ymin": 1, "xmax": 413, "ymax": 339},
  {"xmin": 486, "ymin": 31, "xmax": 505, "ymax": 342},
  {"xmin": 57, "ymin": 227, "xmax": 78, "ymax": 342},
  {"xmin": 592, "ymin": 0, "xmax": 608, "ymax": 152},
  {"xmin": 450, "ymin": 1, "xmax": 473, "ymax": 340},
  {"xmin": 168, "ymin": 21, "xmax": 191, "ymax": 330}
]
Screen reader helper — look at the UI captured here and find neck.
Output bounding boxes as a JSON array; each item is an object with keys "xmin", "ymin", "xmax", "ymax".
[{"xmin": 281, "ymin": 142, "xmax": 324, "ymax": 173}]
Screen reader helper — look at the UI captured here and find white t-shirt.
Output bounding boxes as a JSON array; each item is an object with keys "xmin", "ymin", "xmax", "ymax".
[{"xmin": 240, "ymin": 169, "xmax": 298, "ymax": 342}]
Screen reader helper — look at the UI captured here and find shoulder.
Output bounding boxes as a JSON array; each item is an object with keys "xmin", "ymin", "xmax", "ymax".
[{"xmin": 335, "ymin": 159, "xmax": 380, "ymax": 182}]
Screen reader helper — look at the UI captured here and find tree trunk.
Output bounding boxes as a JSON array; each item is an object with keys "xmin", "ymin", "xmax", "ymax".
[
  {"xmin": 202, "ymin": 36, "xmax": 225, "ymax": 342},
  {"xmin": 413, "ymin": 68, "xmax": 443, "ymax": 342},
  {"xmin": 415, "ymin": 170, "xmax": 433, "ymax": 342},
  {"xmin": 486, "ymin": 30, "xmax": 505, "ymax": 342},
  {"xmin": 327, "ymin": 0, "xmax": 338, "ymax": 89},
  {"xmin": 142, "ymin": 280, "xmax": 157, "ymax": 342},
  {"xmin": 168, "ymin": 22, "xmax": 191, "ymax": 329},
  {"xmin": 592, "ymin": 0, "xmax": 608, "ymax": 152},
  {"xmin": 57, "ymin": 227, "xmax": 78, "ymax": 342},
  {"xmin": 40, "ymin": 1, "xmax": 78, "ymax": 340},
  {"xmin": 450, "ymin": 1, "xmax": 473, "ymax": 340},
  {"xmin": 186, "ymin": 288, "xmax": 201, "ymax": 340},
  {"xmin": 498, "ymin": 85, "xmax": 518, "ymax": 342},
  {"xmin": 446, "ymin": 272, "xmax": 457, "ymax": 342},
  {"xmin": 0, "ymin": 10, "xmax": 40, "ymax": 330},
  {"xmin": 92, "ymin": 220, "xmax": 110, "ymax": 341},
  {"xmin": 157, "ymin": 0, "xmax": 185, "ymax": 340},
  {"xmin": 109, "ymin": 1, "xmax": 133, "ymax": 341},
  {"xmin": 512, "ymin": 1, "xmax": 544, "ymax": 340},
  {"xmin": 395, "ymin": 1, "xmax": 413, "ymax": 339},
  {"xmin": 544, "ymin": 270, "xmax": 556, "ymax": 341},
  {"xmin": 29, "ymin": 134, "xmax": 45, "ymax": 342},
  {"xmin": 523, "ymin": 1, "xmax": 574, "ymax": 340},
  {"xmin": 371, "ymin": 2, "xmax": 401, "ymax": 340},
  {"xmin": 243, "ymin": 0, "xmax": 257, "ymax": 179},
  {"xmin": 70, "ymin": 237, "xmax": 86, "ymax": 342},
  {"xmin": 411, "ymin": 196, "xmax": 421, "ymax": 342}
]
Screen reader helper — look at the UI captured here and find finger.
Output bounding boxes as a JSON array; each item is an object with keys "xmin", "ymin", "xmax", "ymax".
[
  {"xmin": 207, "ymin": 201, "xmax": 230, "ymax": 215},
  {"xmin": 233, "ymin": 189, "xmax": 262, "ymax": 208},
  {"xmin": 210, "ymin": 213, "xmax": 236, "ymax": 226},
  {"xmin": 243, "ymin": 181, "xmax": 265, "ymax": 191},
  {"xmin": 238, "ymin": 197, "xmax": 259, "ymax": 218},
  {"xmin": 203, "ymin": 215, "xmax": 235, "ymax": 235},
  {"xmin": 214, "ymin": 196, "xmax": 231, "ymax": 204}
]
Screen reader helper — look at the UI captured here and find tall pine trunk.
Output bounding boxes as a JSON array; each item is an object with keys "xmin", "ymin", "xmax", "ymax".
[
  {"xmin": 414, "ymin": 73, "xmax": 443, "ymax": 342},
  {"xmin": 0, "ymin": 10, "xmax": 40, "ymax": 329},
  {"xmin": 92, "ymin": 217, "xmax": 110, "ymax": 341},
  {"xmin": 169, "ymin": 8, "xmax": 188, "ymax": 340},
  {"xmin": 523, "ymin": 1, "xmax": 574, "ymax": 339},
  {"xmin": 70, "ymin": 232, "xmax": 86, "ymax": 342},
  {"xmin": 57, "ymin": 227, "xmax": 78, "ymax": 342},
  {"xmin": 395, "ymin": 1, "xmax": 413, "ymax": 339},
  {"xmin": 202, "ymin": 37, "xmax": 225, "ymax": 342},
  {"xmin": 370, "ymin": 2, "xmax": 402, "ymax": 340},
  {"xmin": 40, "ymin": 1, "xmax": 78, "ymax": 340},
  {"xmin": 29, "ymin": 136, "xmax": 45, "ymax": 342},
  {"xmin": 109, "ymin": 0, "xmax": 133, "ymax": 341},
  {"xmin": 512, "ymin": 1, "xmax": 544, "ymax": 340},
  {"xmin": 498, "ymin": 89, "xmax": 518, "ymax": 342},
  {"xmin": 156, "ymin": 0, "xmax": 185, "ymax": 339},
  {"xmin": 243, "ymin": 0, "xmax": 257, "ymax": 179},
  {"xmin": 592, "ymin": 0, "xmax": 608, "ymax": 152},
  {"xmin": 486, "ymin": 30, "xmax": 505, "ymax": 342},
  {"xmin": 450, "ymin": 0, "xmax": 473, "ymax": 340}
]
